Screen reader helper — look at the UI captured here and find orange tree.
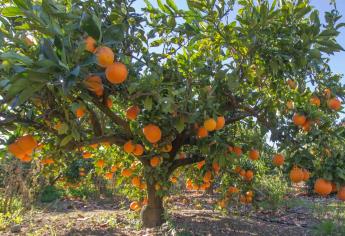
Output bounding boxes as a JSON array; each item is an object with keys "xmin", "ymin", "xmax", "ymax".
[{"xmin": 0, "ymin": 0, "xmax": 345, "ymax": 227}]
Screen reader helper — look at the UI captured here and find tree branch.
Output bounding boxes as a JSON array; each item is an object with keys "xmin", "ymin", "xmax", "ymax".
[
  {"xmin": 167, "ymin": 154, "xmax": 205, "ymax": 176},
  {"xmin": 66, "ymin": 134, "xmax": 127, "ymax": 150}
]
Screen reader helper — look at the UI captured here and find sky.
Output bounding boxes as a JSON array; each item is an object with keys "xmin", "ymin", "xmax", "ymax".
[{"xmin": 133, "ymin": 0, "xmax": 345, "ymax": 81}]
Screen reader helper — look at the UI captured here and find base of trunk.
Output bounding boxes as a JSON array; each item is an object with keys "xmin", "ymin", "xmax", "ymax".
[{"xmin": 141, "ymin": 205, "xmax": 165, "ymax": 228}]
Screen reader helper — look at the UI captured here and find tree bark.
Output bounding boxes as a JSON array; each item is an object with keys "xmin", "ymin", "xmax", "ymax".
[{"xmin": 141, "ymin": 181, "xmax": 165, "ymax": 228}]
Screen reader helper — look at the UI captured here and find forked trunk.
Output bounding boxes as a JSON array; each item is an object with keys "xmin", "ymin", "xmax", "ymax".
[{"xmin": 141, "ymin": 182, "xmax": 165, "ymax": 228}]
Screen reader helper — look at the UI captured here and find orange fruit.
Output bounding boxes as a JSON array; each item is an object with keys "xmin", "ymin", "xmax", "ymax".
[
  {"xmin": 314, "ymin": 178, "xmax": 332, "ymax": 196},
  {"xmin": 286, "ymin": 100, "xmax": 294, "ymax": 110},
  {"xmin": 126, "ymin": 105, "xmax": 140, "ymax": 120},
  {"xmin": 197, "ymin": 127, "xmax": 208, "ymax": 138},
  {"xmin": 232, "ymin": 146, "xmax": 242, "ymax": 156},
  {"xmin": 95, "ymin": 46, "xmax": 114, "ymax": 68},
  {"xmin": 95, "ymin": 159, "xmax": 105, "ymax": 168},
  {"xmin": 82, "ymin": 152, "xmax": 93, "ymax": 158},
  {"xmin": 142, "ymin": 197, "xmax": 148, "ymax": 205},
  {"xmin": 106, "ymin": 98, "xmax": 113, "ymax": 108},
  {"xmin": 84, "ymin": 36, "xmax": 96, "ymax": 53},
  {"xmin": 234, "ymin": 166, "xmax": 242, "ymax": 173},
  {"xmin": 150, "ymin": 156, "xmax": 161, "ymax": 167},
  {"xmin": 161, "ymin": 143, "xmax": 172, "ymax": 153},
  {"xmin": 287, "ymin": 79, "xmax": 297, "ymax": 89},
  {"xmin": 292, "ymin": 113, "xmax": 306, "ymax": 126},
  {"xmin": 196, "ymin": 160, "xmax": 205, "ymax": 169},
  {"xmin": 143, "ymin": 124, "xmax": 162, "ymax": 143},
  {"xmin": 302, "ymin": 120, "xmax": 312, "ymax": 132},
  {"xmin": 272, "ymin": 154, "xmax": 284, "ymax": 166},
  {"xmin": 239, "ymin": 195, "xmax": 247, "ymax": 204},
  {"xmin": 124, "ymin": 140, "xmax": 135, "ymax": 153},
  {"xmin": 110, "ymin": 165, "xmax": 117, "ymax": 172},
  {"xmin": 121, "ymin": 168, "xmax": 133, "ymax": 177},
  {"xmin": 337, "ymin": 187, "xmax": 345, "ymax": 201},
  {"xmin": 203, "ymin": 171, "xmax": 212, "ymax": 183},
  {"xmin": 212, "ymin": 161, "xmax": 220, "ymax": 173},
  {"xmin": 105, "ymin": 62, "xmax": 128, "ymax": 84},
  {"xmin": 41, "ymin": 158, "xmax": 54, "ymax": 165},
  {"xmin": 310, "ymin": 96, "xmax": 320, "ymax": 107},
  {"xmin": 170, "ymin": 176, "xmax": 178, "ymax": 183},
  {"xmin": 239, "ymin": 169, "xmax": 246, "ymax": 177},
  {"xmin": 89, "ymin": 143, "xmax": 98, "ymax": 149},
  {"xmin": 104, "ymin": 172, "xmax": 113, "ymax": 180},
  {"xmin": 130, "ymin": 201, "xmax": 140, "ymax": 211},
  {"xmin": 133, "ymin": 144, "xmax": 144, "ymax": 156},
  {"xmin": 245, "ymin": 170, "xmax": 254, "ymax": 181},
  {"xmin": 8, "ymin": 143, "xmax": 26, "ymax": 159},
  {"xmin": 76, "ymin": 107, "xmax": 86, "ymax": 118},
  {"xmin": 228, "ymin": 186, "xmax": 239, "ymax": 194},
  {"xmin": 323, "ymin": 88, "xmax": 331, "ymax": 98},
  {"xmin": 84, "ymin": 75, "xmax": 103, "ymax": 96},
  {"xmin": 215, "ymin": 116, "xmax": 225, "ymax": 130},
  {"xmin": 302, "ymin": 169, "xmax": 310, "ymax": 181},
  {"xmin": 248, "ymin": 149, "xmax": 260, "ymax": 161},
  {"xmin": 289, "ymin": 167, "xmax": 304, "ymax": 183},
  {"xmin": 17, "ymin": 135, "xmax": 37, "ymax": 154},
  {"xmin": 204, "ymin": 118, "xmax": 217, "ymax": 131},
  {"xmin": 131, "ymin": 176, "xmax": 141, "ymax": 187},
  {"xmin": 327, "ymin": 98, "xmax": 341, "ymax": 111}
]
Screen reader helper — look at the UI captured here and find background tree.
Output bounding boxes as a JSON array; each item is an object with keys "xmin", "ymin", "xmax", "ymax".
[{"xmin": 0, "ymin": 0, "xmax": 344, "ymax": 227}]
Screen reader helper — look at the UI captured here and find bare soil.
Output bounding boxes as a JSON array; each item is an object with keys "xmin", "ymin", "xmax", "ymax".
[{"xmin": 1, "ymin": 191, "xmax": 335, "ymax": 236}]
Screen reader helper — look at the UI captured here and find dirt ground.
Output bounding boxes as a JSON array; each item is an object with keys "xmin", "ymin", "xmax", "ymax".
[{"xmin": 1, "ymin": 191, "xmax": 335, "ymax": 236}]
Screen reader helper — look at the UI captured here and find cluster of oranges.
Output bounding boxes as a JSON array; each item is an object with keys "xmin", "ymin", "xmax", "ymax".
[
  {"xmin": 197, "ymin": 116, "xmax": 225, "ymax": 138},
  {"xmin": 8, "ymin": 135, "xmax": 38, "ymax": 163},
  {"xmin": 289, "ymin": 166, "xmax": 310, "ymax": 183},
  {"xmin": 313, "ymin": 178, "xmax": 345, "ymax": 201},
  {"xmin": 234, "ymin": 166, "xmax": 254, "ymax": 181},
  {"xmin": 129, "ymin": 197, "xmax": 148, "ymax": 211}
]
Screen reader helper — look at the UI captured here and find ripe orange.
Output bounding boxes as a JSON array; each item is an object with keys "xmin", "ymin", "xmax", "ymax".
[
  {"xmin": 21, "ymin": 155, "xmax": 32, "ymax": 163},
  {"xmin": 130, "ymin": 201, "xmax": 140, "ymax": 211},
  {"xmin": 8, "ymin": 143, "xmax": 27, "ymax": 159},
  {"xmin": 197, "ymin": 127, "xmax": 208, "ymax": 138},
  {"xmin": 289, "ymin": 167, "xmax": 304, "ymax": 183},
  {"xmin": 82, "ymin": 152, "xmax": 93, "ymax": 158},
  {"xmin": 248, "ymin": 149, "xmax": 260, "ymax": 161},
  {"xmin": 41, "ymin": 158, "xmax": 54, "ymax": 165},
  {"xmin": 327, "ymin": 98, "xmax": 341, "ymax": 111},
  {"xmin": 232, "ymin": 146, "xmax": 242, "ymax": 156},
  {"xmin": 234, "ymin": 166, "xmax": 242, "ymax": 173},
  {"xmin": 95, "ymin": 46, "xmax": 114, "ymax": 68},
  {"xmin": 292, "ymin": 113, "xmax": 306, "ymax": 126},
  {"xmin": 314, "ymin": 178, "xmax": 332, "ymax": 196},
  {"xmin": 89, "ymin": 143, "xmax": 98, "ymax": 149},
  {"xmin": 204, "ymin": 118, "xmax": 217, "ymax": 131},
  {"xmin": 84, "ymin": 36, "xmax": 96, "ymax": 53},
  {"xmin": 131, "ymin": 176, "xmax": 141, "ymax": 187},
  {"xmin": 272, "ymin": 154, "xmax": 285, "ymax": 166},
  {"xmin": 143, "ymin": 124, "xmax": 162, "ymax": 143},
  {"xmin": 150, "ymin": 156, "xmax": 161, "ymax": 167},
  {"xmin": 337, "ymin": 187, "xmax": 345, "ymax": 201},
  {"xmin": 104, "ymin": 172, "xmax": 113, "ymax": 180},
  {"xmin": 239, "ymin": 169, "xmax": 246, "ymax": 177},
  {"xmin": 331, "ymin": 182, "xmax": 337, "ymax": 193},
  {"xmin": 245, "ymin": 170, "xmax": 254, "ymax": 181},
  {"xmin": 106, "ymin": 98, "xmax": 113, "ymax": 108},
  {"xmin": 16, "ymin": 135, "xmax": 37, "ymax": 153},
  {"xmin": 196, "ymin": 160, "xmax": 205, "ymax": 169},
  {"xmin": 121, "ymin": 168, "xmax": 133, "ymax": 177},
  {"xmin": 95, "ymin": 159, "xmax": 105, "ymax": 168},
  {"xmin": 228, "ymin": 186, "xmax": 239, "ymax": 194},
  {"xmin": 302, "ymin": 120, "xmax": 312, "ymax": 132},
  {"xmin": 302, "ymin": 169, "xmax": 310, "ymax": 181},
  {"xmin": 212, "ymin": 161, "xmax": 220, "ymax": 173},
  {"xmin": 111, "ymin": 165, "xmax": 118, "ymax": 172},
  {"xmin": 133, "ymin": 144, "xmax": 144, "ymax": 156},
  {"xmin": 170, "ymin": 176, "xmax": 178, "ymax": 184},
  {"xmin": 105, "ymin": 62, "xmax": 128, "ymax": 84},
  {"xmin": 126, "ymin": 105, "xmax": 140, "ymax": 120},
  {"xmin": 287, "ymin": 79, "xmax": 297, "ymax": 89},
  {"xmin": 323, "ymin": 88, "xmax": 331, "ymax": 98},
  {"xmin": 286, "ymin": 100, "xmax": 294, "ymax": 110},
  {"xmin": 124, "ymin": 140, "xmax": 135, "ymax": 153},
  {"xmin": 215, "ymin": 116, "xmax": 225, "ymax": 130},
  {"xmin": 310, "ymin": 96, "xmax": 320, "ymax": 107},
  {"xmin": 203, "ymin": 171, "xmax": 212, "ymax": 183},
  {"xmin": 76, "ymin": 107, "xmax": 86, "ymax": 118},
  {"xmin": 161, "ymin": 143, "xmax": 173, "ymax": 153}
]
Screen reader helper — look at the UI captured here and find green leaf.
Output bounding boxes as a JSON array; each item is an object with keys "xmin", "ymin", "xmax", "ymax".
[
  {"xmin": 17, "ymin": 83, "xmax": 45, "ymax": 106},
  {"xmin": 144, "ymin": 97, "xmax": 153, "ymax": 111},
  {"xmin": 166, "ymin": 0, "xmax": 178, "ymax": 12},
  {"xmin": 1, "ymin": 7, "xmax": 24, "ymax": 17},
  {"xmin": 13, "ymin": 0, "xmax": 32, "ymax": 10},
  {"xmin": 60, "ymin": 135, "xmax": 73, "ymax": 147},
  {"xmin": 80, "ymin": 13, "xmax": 102, "ymax": 41},
  {"xmin": 175, "ymin": 119, "xmax": 185, "ymax": 133},
  {"xmin": 0, "ymin": 52, "xmax": 33, "ymax": 65}
]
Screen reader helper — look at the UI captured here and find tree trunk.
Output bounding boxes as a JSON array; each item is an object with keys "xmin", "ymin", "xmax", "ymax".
[{"xmin": 141, "ymin": 182, "xmax": 165, "ymax": 228}]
